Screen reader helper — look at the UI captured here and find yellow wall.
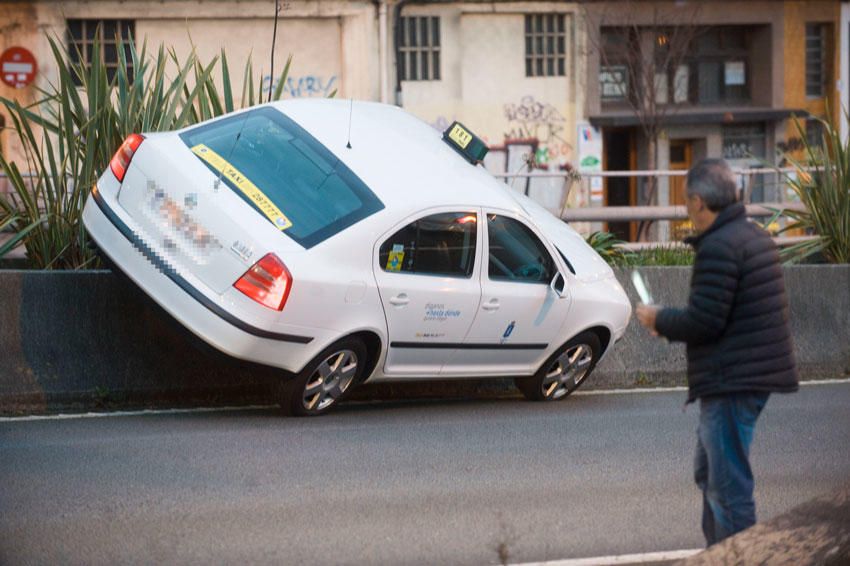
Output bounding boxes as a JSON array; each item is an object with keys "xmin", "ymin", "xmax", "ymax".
[{"xmin": 782, "ymin": 1, "xmax": 841, "ymax": 148}]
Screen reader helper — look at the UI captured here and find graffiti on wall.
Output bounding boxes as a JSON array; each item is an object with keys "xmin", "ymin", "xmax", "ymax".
[
  {"xmin": 502, "ymin": 95, "xmax": 572, "ymax": 167},
  {"xmin": 262, "ymin": 75, "xmax": 338, "ymax": 98}
]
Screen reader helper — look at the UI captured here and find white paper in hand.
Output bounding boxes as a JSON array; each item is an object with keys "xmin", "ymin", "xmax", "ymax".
[{"xmin": 631, "ymin": 270, "xmax": 653, "ymax": 305}]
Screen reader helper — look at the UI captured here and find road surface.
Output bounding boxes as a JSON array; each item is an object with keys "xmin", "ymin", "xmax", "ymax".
[{"xmin": 2, "ymin": 381, "xmax": 848, "ymax": 565}]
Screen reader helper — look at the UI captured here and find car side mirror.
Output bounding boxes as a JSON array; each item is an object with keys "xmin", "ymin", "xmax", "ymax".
[{"xmin": 550, "ymin": 272, "xmax": 566, "ymax": 298}]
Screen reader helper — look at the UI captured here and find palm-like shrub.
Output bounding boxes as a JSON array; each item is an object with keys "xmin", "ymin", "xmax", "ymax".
[
  {"xmin": 0, "ymin": 33, "xmax": 293, "ymax": 268},
  {"xmin": 779, "ymin": 114, "xmax": 850, "ymax": 264},
  {"xmin": 585, "ymin": 231, "xmax": 628, "ymax": 264}
]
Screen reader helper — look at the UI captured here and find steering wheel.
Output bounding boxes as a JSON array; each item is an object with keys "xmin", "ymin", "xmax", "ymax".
[{"xmin": 514, "ymin": 262, "xmax": 544, "ymax": 281}]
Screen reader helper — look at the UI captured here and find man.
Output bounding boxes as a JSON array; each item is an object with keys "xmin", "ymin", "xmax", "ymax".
[{"xmin": 636, "ymin": 158, "xmax": 798, "ymax": 546}]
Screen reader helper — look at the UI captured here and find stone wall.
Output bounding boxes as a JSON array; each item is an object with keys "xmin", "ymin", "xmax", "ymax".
[{"xmin": 1, "ymin": 266, "xmax": 848, "ymax": 414}]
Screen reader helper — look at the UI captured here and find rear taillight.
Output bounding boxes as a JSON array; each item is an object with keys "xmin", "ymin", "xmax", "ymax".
[
  {"xmin": 109, "ymin": 133, "xmax": 145, "ymax": 182},
  {"xmin": 234, "ymin": 253, "xmax": 292, "ymax": 311}
]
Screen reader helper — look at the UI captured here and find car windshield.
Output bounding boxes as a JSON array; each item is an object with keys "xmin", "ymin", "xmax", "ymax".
[{"xmin": 180, "ymin": 106, "xmax": 384, "ymax": 248}]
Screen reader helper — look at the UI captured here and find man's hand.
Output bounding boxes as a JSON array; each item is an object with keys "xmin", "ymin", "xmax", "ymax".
[{"xmin": 635, "ymin": 304, "xmax": 661, "ymax": 337}]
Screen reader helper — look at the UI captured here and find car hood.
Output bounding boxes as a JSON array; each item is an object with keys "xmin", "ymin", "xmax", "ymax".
[{"xmin": 508, "ymin": 190, "xmax": 615, "ymax": 283}]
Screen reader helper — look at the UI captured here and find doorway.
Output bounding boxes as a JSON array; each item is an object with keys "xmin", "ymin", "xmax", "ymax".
[
  {"xmin": 603, "ymin": 129, "xmax": 637, "ymax": 241},
  {"xmin": 669, "ymin": 139, "xmax": 693, "ymax": 240}
]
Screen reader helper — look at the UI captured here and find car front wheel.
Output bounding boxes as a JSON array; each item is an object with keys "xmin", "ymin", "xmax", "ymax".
[
  {"xmin": 515, "ymin": 331, "xmax": 601, "ymax": 402},
  {"xmin": 279, "ymin": 337, "xmax": 367, "ymax": 416}
]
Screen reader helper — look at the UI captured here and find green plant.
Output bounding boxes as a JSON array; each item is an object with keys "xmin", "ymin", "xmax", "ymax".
[
  {"xmin": 0, "ymin": 214, "xmax": 44, "ymax": 258},
  {"xmin": 585, "ymin": 230, "xmax": 629, "ymax": 264},
  {"xmin": 0, "ymin": 31, "xmax": 294, "ymax": 269},
  {"xmin": 777, "ymin": 113, "xmax": 850, "ymax": 264},
  {"xmin": 621, "ymin": 244, "xmax": 695, "ymax": 267},
  {"xmin": 586, "ymin": 231, "xmax": 694, "ymax": 266}
]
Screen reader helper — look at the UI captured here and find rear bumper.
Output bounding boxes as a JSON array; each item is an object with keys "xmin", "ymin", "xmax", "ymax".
[{"xmin": 83, "ymin": 186, "xmax": 327, "ymax": 373}]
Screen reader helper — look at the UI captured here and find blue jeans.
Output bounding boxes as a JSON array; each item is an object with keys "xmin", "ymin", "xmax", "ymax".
[{"xmin": 694, "ymin": 391, "xmax": 770, "ymax": 546}]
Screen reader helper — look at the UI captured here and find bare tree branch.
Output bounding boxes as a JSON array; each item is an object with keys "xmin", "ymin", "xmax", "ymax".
[{"xmin": 583, "ymin": 0, "xmax": 705, "ymax": 240}]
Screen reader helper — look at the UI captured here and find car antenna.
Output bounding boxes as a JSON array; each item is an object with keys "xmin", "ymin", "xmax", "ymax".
[{"xmin": 346, "ymin": 98, "xmax": 354, "ymax": 149}]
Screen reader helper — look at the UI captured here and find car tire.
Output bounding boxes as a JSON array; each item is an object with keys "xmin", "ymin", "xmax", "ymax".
[
  {"xmin": 515, "ymin": 331, "xmax": 601, "ymax": 402},
  {"xmin": 279, "ymin": 337, "xmax": 368, "ymax": 417}
]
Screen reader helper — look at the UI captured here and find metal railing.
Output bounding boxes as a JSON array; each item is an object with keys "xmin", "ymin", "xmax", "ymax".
[
  {"xmin": 2, "ymin": 168, "xmax": 816, "ymax": 250},
  {"xmin": 491, "ymin": 166, "xmax": 812, "ymax": 246}
]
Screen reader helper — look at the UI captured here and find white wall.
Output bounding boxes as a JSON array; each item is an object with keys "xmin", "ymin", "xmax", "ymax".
[{"xmin": 399, "ymin": 5, "xmax": 580, "ymax": 173}]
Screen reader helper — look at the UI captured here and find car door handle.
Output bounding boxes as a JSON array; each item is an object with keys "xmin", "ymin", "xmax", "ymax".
[
  {"xmin": 481, "ymin": 299, "xmax": 500, "ymax": 311},
  {"xmin": 389, "ymin": 294, "xmax": 410, "ymax": 306}
]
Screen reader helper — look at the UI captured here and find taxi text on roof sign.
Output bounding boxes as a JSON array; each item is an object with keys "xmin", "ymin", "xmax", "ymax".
[{"xmin": 442, "ymin": 122, "xmax": 488, "ymax": 165}]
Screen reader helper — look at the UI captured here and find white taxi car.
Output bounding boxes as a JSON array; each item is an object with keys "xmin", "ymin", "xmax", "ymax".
[{"xmin": 83, "ymin": 100, "xmax": 631, "ymax": 416}]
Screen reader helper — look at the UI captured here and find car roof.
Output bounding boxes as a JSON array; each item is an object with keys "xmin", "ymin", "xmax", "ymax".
[{"xmin": 273, "ymin": 99, "xmax": 523, "ymax": 217}]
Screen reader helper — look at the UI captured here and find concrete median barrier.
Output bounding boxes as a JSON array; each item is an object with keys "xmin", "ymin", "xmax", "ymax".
[{"xmin": 1, "ymin": 266, "xmax": 848, "ymax": 414}]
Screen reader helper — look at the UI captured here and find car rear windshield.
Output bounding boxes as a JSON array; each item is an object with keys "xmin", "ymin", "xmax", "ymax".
[{"xmin": 179, "ymin": 106, "xmax": 384, "ymax": 248}]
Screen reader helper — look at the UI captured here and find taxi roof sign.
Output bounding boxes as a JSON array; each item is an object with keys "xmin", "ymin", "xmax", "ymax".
[{"xmin": 442, "ymin": 121, "xmax": 488, "ymax": 165}]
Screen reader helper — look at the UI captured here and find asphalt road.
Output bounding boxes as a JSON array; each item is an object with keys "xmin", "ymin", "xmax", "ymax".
[{"xmin": 1, "ymin": 382, "xmax": 849, "ymax": 566}]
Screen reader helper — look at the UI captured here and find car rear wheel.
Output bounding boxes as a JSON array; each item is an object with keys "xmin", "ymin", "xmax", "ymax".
[
  {"xmin": 515, "ymin": 331, "xmax": 601, "ymax": 402},
  {"xmin": 279, "ymin": 337, "xmax": 367, "ymax": 416}
]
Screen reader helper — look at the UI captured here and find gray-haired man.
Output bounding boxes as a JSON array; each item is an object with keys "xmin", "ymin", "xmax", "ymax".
[{"xmin": 636, "ymin": 158, "xmax": 798, "ymax": 545}]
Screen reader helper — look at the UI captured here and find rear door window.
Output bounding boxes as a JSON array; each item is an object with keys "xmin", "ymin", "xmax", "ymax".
[
  {"xmin": 180, "ymin": 107, "xmax": 384, "ymax": 248},
  {"xmin": 379, "ymin": 212, "xmax": 477, "ymax": 277}
]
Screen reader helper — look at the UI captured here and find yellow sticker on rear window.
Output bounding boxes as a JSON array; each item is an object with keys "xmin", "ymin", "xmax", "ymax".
[
  {"xmin": 191, "ymin": 144, "xmax": 292, "ymax": 231},
  {"xmin": 386, "ymin": 249, "xmax": 405, "ymax": 272},
  {"xmin": 448, "ymin": 124, "xmax": 473, "ymax": 149}
]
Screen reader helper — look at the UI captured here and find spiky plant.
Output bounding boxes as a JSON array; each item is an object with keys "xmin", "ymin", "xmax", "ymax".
[
  {"xmin": 0, "ymin": 31, "xmax": 294, "ymax": 268},
  {"xmin": 778, "ymin": 113, "xmax": 850, "ymax": 264}
]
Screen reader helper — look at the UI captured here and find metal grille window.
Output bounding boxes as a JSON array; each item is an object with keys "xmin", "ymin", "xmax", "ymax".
[
  {"xmin": 525, "ymin": 14, "xmax": 566, "ymax": 77},
  {"xmin": 806, "ymin": 119, "xmax": 825, "ymax": 149},
  {"xmin": 399, "ymin": 16, "xmax": 441, "ymax": 81},
  {"xmin": 805, "ymin": 23, "xmax": 826, "ymax": 97},
  {"xmin": 722, "ymin": 123, "xmax": 766, "ymax": 201},
  {"xmin": 67, "ymin": 19, "xmax": 135, "ymax": 86}
]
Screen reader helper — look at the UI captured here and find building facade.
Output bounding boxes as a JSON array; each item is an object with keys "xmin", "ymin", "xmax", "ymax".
[
  {"xmin": 1, "ymin": 0, "xmax": 847, "ymax": 238},
  {"xmin": 582, "ymin": 0, "xmax": 843, "ymax": 240},
  {"xmin": 0, "ymin": 0, "xmax": 380, "ymax": 164}
]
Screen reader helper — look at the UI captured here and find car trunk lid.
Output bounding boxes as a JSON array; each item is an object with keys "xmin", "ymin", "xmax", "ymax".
[{"xmin": 115, "ymin": 134, "xmax": 301, "ymax": 295}]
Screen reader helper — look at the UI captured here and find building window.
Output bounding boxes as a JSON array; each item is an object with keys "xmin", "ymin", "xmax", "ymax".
[
  {"xmin": 806, "ymin": 23, "xmax": 826, "ymax": 97},
  {"xmin": 600, "ymin": 65, "xmax": 628, "ymax": 101},
  {"xmin": 525, "ymin": 14, "xmax": 566, "ymax": 77},
  {"xmin": 399, "ymin": 16, "xmax": 441, "ymax": 81},
  {"xmin": 722, "ymin": 123, "xmax": 765, "ymax": 160},
  {"xmin": 806, "ymin": 118, "xmax": 825, "ymax": 149},
  {"xmin": 67, "ymin": 19, "xmax": 135, "ymax": 85},
  {"xmin": 723, "ymin": 123, "xmax": 766, "ymax": 201},
  {"xmin": 689, "ymin": 26, "xmax": 751, "ymax": 105}
]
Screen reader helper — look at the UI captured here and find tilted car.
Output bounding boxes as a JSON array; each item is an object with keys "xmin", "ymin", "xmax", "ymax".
[{"xmin": 83, "ymin": 99, "xmax": 632, "ymax": 416}]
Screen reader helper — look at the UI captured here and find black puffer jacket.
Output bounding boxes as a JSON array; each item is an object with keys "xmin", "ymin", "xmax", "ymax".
[{"xmin": 655, "ymin": 202, "xmax": 799, "ymax": 402}]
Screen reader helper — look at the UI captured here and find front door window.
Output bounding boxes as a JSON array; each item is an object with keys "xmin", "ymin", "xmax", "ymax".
[{"xmin": 487, "ymin": 214, "xmax": 555, "ymax": 283}]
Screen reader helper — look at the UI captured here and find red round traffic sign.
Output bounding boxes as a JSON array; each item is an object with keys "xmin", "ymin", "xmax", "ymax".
[{"xmin": 1, "ymin": 47, "xmax": 37, "ymax": 89}]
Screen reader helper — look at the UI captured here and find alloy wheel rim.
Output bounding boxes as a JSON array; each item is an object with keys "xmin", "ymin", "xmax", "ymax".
[
  {"xmin": 302, "ymin": 349, "xmax": 358, "ymax": 411},
  {"xmin": 541, "ymin": 343, "xmax": 593, "ymax": 400}
]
